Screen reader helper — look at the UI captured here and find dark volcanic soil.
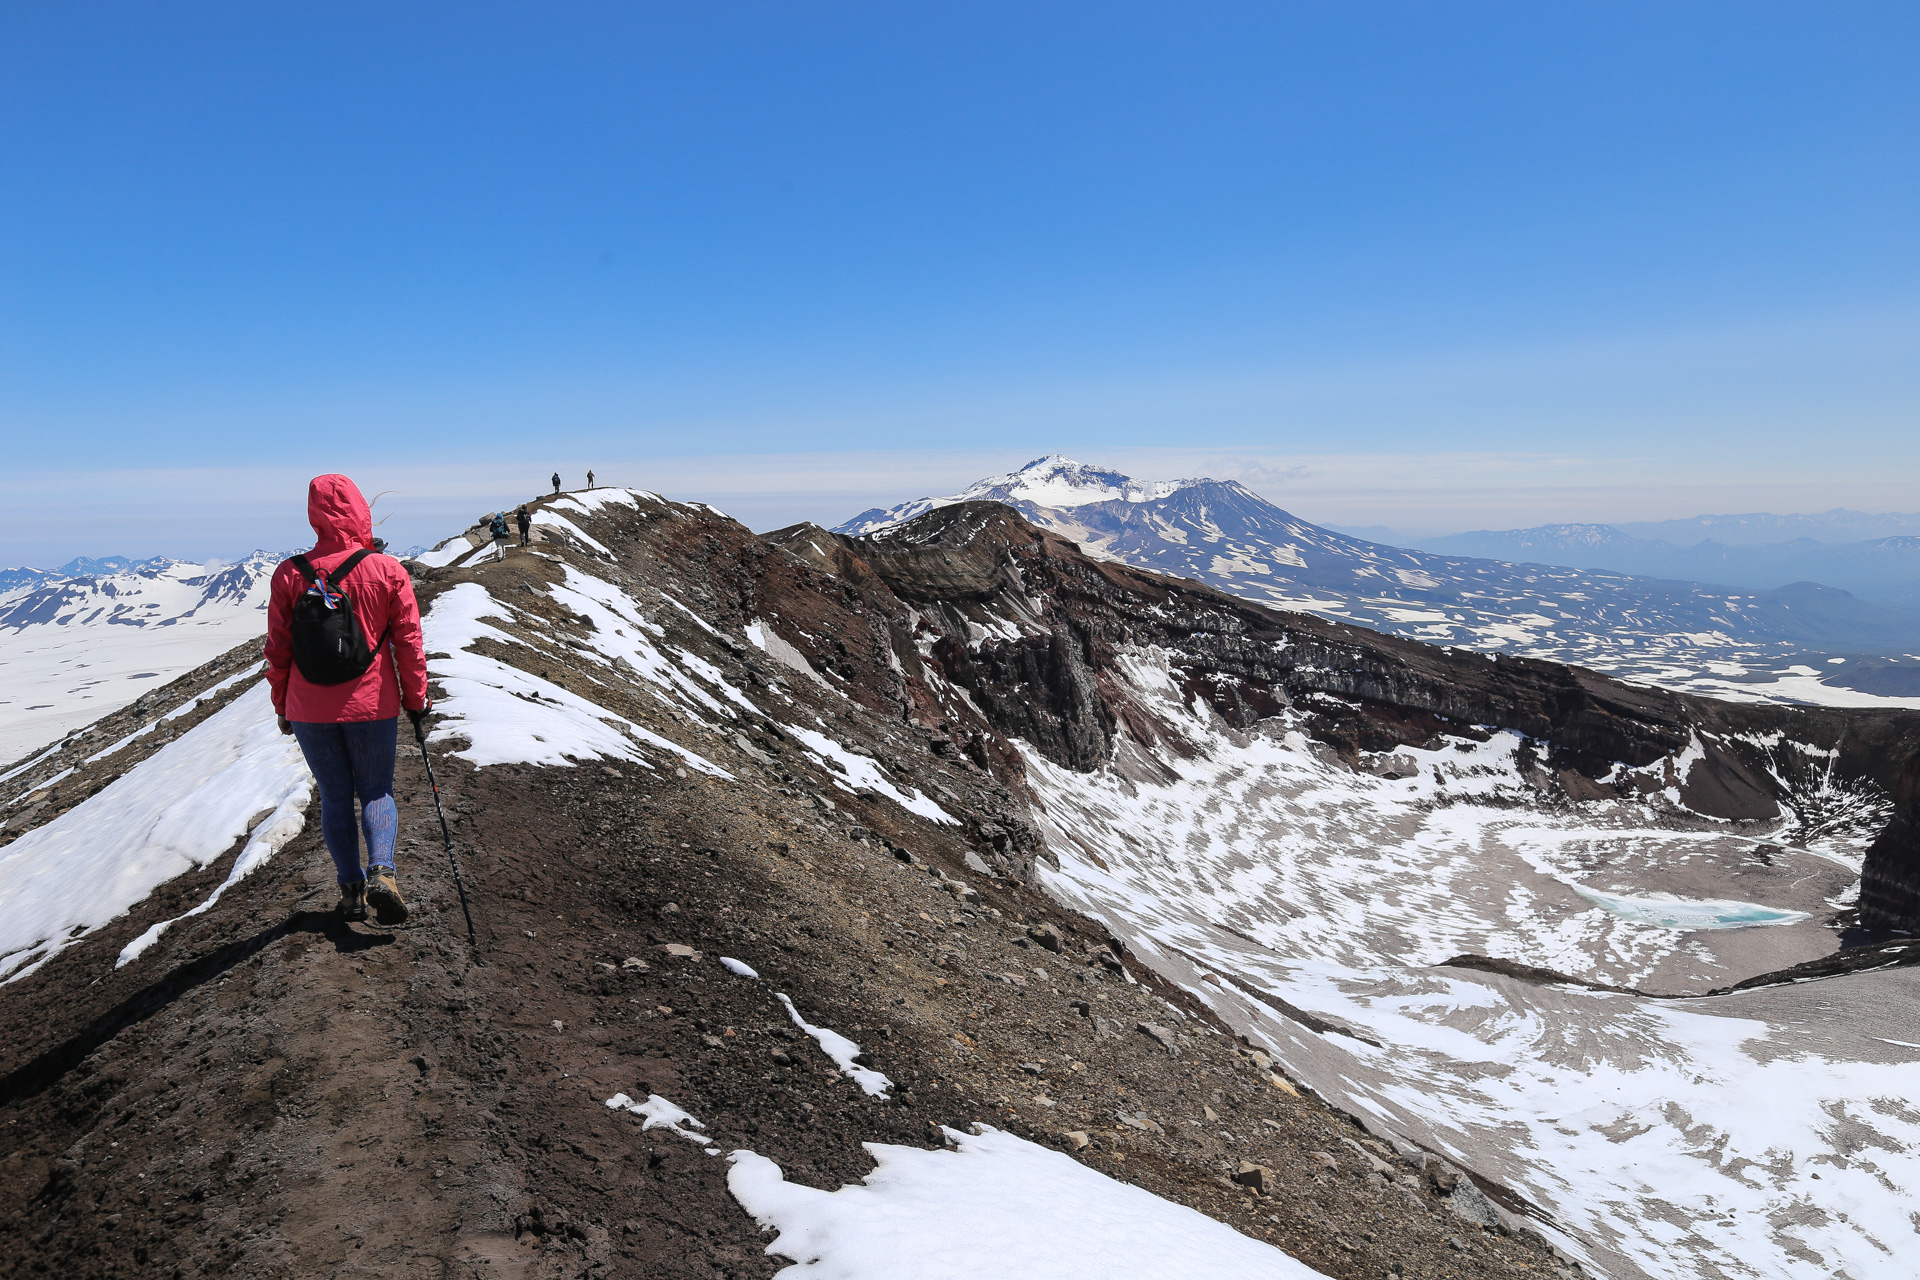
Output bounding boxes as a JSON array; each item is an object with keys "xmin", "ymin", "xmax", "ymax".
[{"xmin": 0, "ymin": 728, "xmax": 1575, "ymax": 1280}]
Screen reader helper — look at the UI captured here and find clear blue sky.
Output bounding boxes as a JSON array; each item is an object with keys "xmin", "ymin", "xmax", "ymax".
[{"xmin": 2, "ymin": 2, "xmax": 1916, "ymax": 561}]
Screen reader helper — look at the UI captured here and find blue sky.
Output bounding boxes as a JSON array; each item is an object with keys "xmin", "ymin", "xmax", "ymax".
[{"xmin": 2, "ymin": 2, "xmax": 1916, "ymax": 561}]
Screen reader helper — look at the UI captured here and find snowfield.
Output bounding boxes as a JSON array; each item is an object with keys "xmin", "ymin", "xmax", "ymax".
[
  {"xmin": 1024, "ymin": 644, "xmax": 1920, "ymax": 1280},
  {"xmin": 0, "ymin": 553, "xmax": 281, "ymax": 763}
]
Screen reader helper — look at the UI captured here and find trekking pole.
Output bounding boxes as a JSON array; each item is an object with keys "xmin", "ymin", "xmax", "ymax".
[{"xmin": 414, "ymin": 716, "xmax": 482, "ymax": 959}]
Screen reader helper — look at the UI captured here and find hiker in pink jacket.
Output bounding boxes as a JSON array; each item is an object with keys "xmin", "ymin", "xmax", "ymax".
[{"xmin": 265, "ymin": 475, "xmax": 431, "ymax": 926}]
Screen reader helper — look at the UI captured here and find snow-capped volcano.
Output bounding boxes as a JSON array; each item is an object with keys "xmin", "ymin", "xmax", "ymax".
[
  {"xmin": 0, "ymin": 551, "xmax": 282, "ymax": 763},
  {"xmin": 837, "ymin": 458, "xmax": 1920, "ymax": 709},
  {"xmin": 837, "ymin": 454, "xmax": 1199, "ymax": 532}
]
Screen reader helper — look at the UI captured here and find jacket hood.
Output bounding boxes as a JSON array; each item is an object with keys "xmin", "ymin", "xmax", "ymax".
[{"xmin": 307, "ymin": 474, "xmax": 375, "ymax": 554}]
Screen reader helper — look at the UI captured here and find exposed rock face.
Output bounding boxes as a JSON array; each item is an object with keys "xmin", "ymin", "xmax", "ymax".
[
  {"xmin": 780, "ymin": 504, "xmax": 1920, "ymax": 907},
  {"xmin": 832, "ymin": 455, "xmax": 1920, "ymax": 695},
  {"xmin": 1860, "ymin": 757, "xmax": 1920, "ymax": 931}
]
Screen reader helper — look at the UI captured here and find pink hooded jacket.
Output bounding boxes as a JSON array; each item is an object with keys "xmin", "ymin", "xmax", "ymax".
[{"xmin": 265, "ymin": 475, "xmax": 430, "ymax": 723}]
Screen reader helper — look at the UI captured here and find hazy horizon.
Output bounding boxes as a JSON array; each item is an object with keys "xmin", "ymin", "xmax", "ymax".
[{"xmin": 4, "ymin": 5, "xmax": 1915, "ymax": 564}]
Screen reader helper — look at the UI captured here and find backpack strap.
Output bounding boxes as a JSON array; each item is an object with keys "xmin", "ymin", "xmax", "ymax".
[
  {"xmin": 291, "ymin": 549, "xmax": 374, "ymax": 590},
  {"xmin": 328, "ymin": 549, "xmax": 375, "ymax": 587},
  {"xmin": 329, "ymin": 550, "xmax": 393, "ymax": 649}
]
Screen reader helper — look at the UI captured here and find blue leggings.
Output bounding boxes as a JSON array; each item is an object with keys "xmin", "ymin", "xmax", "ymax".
[{"xmin": 291, "ymin": 718, "xmax": 399, "ymax": 885}]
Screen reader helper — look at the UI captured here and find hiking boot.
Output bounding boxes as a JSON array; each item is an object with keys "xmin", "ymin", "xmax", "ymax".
[
  {"xmin": 336, "ymin": 880, "xmax": 368, "ymax": 922},
  {"xmin": 366, "ymin": 867, "xmax": 410, "ymax": 926}
]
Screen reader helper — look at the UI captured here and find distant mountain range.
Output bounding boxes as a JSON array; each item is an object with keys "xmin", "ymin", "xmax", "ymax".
[
  {"xmin": 836, "ymin": 456, "xmax": 1920, "ymax": 708},
  {"xmin": 1406, "ymin": 523, "xmax": 1920, "ymax": 610},
  {"xmin": 1612, "ymin": 508, "xmax": 1920, "ymax": 546},
  {"xmin": 0, "ymin": 552, "xmax": 283, "ymax": 763},
  {"xmin": 0, "ymin": 555, "xmax": 151, "ymax": 594},
  {"xmin": 1335, "ymin": 508, "xmax": 1920, "ymax": 553}
]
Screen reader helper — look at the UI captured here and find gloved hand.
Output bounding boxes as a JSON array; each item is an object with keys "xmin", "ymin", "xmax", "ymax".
[{"xmin": 406, "ymin": 700, "xmax": 433, "ymax": 739}]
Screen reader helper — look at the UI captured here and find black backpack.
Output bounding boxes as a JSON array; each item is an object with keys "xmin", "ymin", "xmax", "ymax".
[{"xmin": 288, "ymin": 551, "xmax": 388, "ymax": 685}]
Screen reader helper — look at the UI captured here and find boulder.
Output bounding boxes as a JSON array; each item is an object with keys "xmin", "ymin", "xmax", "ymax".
[
  {"xmin": 1026, "ymin": 923, "xmax": 1066, "ymax": 952},
  {"xmin": 1136, "ymin": 1022, "xmax": 1178, "ymax": 1052},
  {"xmin": 1232, "ymin": 1162, "xmax": 1275, "ymax": 1195},
  {"xmin": 1449, "ymin": 1178, "xmax": 1503, "ymax": 1230}
]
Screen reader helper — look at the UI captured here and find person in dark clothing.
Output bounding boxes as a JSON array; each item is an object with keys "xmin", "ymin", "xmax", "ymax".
[
  {"xmin": 551, "ymin": 472, "xmax": 561, "ymax": 494},
  {"xmin": 586, "ymin": 469, "xmax": 595, "ymax": 487},
  {"xmin": 516, "ymin": 505, "xmax": 533, "ymax": 545}
]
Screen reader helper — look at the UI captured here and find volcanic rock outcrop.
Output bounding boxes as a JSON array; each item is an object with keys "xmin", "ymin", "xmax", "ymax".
[{"xmin": 791, "ymin": 501, "xmax": 1920, "ymax": 873}]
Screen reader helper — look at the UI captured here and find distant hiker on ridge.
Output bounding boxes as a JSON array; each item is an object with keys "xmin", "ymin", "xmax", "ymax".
[
  {"xmin": 551, "ymin": 471, "xmax": 561, "ymax": 494},
  {"xmin": 516, "ymin": 504, "xmax": 532, "ymax": 546},
  {"xmin": 586, "ymin": 469, "xmax": 595, "ymax": 487},
  {"xmin": 265, "ymin": 474, "xmax": 431, "ymax": 927}
]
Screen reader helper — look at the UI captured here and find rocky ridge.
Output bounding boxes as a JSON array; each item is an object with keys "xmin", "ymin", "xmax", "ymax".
[
  {"xmin": 834, "ymin": 455, "xmax": 1920, "ymax": 706},
  {"xmin": 2, "ymin": 486, "xmax": 1917, "ymax": 1278}
]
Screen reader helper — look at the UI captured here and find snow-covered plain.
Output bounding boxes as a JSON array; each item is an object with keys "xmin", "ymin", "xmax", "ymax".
[
  {"xmin": 0, "ymin": 553, "xmax": 280, "ymax": 763},
  {"xmin": 1024, "ymin": 646, "xmax": 1920, "ymax": 1280}
]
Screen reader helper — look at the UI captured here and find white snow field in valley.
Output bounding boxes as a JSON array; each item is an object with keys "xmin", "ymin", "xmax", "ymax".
[
  {"xmin": 1019, "ymin": 644, "xmax": 1920, "ymax": 1280},
  {"xmin": 0, "ymin": 552, "xmax": 280, "ymax": 763}
]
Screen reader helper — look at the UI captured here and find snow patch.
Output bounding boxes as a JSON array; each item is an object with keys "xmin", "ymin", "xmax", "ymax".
[
  {"xmin": 411, "ymin": 536, "xmax": 477, "ymax": 569},
  {"xmin": 0, "ymin": 683, "xmax": 309, "ymax": 984},
  {"xmin": 424, "ymin": 583, "xmax": 730, "ymax": 777},
  {"xmin": 745, "ymin": 620, "xmax": 838, "ymax": 695},
  {"xmin": 727, "ymin": 1124, "xmax": 1332, "ymax": 1280},
  {"xmin": 785, "ymin": 726, "xmax": 955, "ymax": 824},
  {"xmin": 116, "ymin": 775, "xmax": 312, "ymax": 967},
  {"xmin": 776, "ymin": 993, "xmax": 892, "ymax": 1097},
  {"xmin": 531, "ymin": 509, "xmax": 613, "ymax": 557},
  {"xmin": 605, "ymin": 1092, "xmax": 714, "ymax": 1148}
]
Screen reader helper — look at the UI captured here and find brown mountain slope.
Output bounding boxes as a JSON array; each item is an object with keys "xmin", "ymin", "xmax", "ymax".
[{"xmin": 14, "ymin": 490, "xmax": 1919, "ymax": 1279}]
